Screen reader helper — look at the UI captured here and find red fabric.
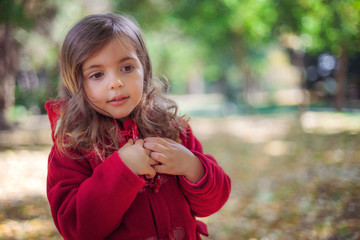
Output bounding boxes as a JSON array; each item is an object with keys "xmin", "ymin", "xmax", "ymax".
[{"xmin": 45, "ymin": 99, "xmax": 231, "ymax": 240}]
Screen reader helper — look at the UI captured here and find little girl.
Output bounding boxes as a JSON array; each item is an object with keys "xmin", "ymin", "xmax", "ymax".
[{"xmin": 45, "ymin": 13, "xmax": 231, "ymax": 240}]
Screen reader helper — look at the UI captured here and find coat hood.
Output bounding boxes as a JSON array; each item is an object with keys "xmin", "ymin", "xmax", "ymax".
[{"xmin": 45, "ymin": 99, "xmax": 65, "ymax": 143}]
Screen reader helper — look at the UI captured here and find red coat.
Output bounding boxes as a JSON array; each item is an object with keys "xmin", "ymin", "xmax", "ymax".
[{"xmin": 45, "ymin": 100, "xmax": 231, "ymax": 240}]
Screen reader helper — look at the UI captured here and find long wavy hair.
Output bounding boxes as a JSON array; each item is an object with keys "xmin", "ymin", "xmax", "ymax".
[{"xmin": 55, "ymin": 13, "xmax": 188, "ymax": 159}]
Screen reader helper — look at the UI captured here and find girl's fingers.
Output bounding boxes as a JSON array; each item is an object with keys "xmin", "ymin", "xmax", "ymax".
[
  {"xmin": 153, "ymin": 164, "xmax": 168, "ymax": 174},
  {"xmin": 144, "ymin": 140, "xmax": 167, "ymax": 153},
  {"xmin": 144, "ymin": 167, "xmax": 156, "ymax": 179},
  {"xmin": 145, "ymin": 137, "xmax": 175, "ymax": 147},
  {"xmin": 123, "ymin": 138, "xmax": 134, "ymax": 146},
  {"xmin": 144, "ymin": 137, "xmax": 165, "ymax": 143},
  {"xmin": 134, "ymin": 139, "xmax": 144, "ymax": 146},
  {"xmin": 149, "ymin": 151, "xmax": 166, "ymax": 162},
  {"xmin": 147, "ymin": 156, "xmax": 159, "ymax": 166},
  {"xmin": 144, "ymin": 148, "xmax": 151, "ymax": 156}
]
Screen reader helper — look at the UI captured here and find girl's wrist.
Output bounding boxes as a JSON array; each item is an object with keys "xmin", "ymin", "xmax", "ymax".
[{"xmin": 183, "ymin": 155, "xmax": 205, "ymax": 184}]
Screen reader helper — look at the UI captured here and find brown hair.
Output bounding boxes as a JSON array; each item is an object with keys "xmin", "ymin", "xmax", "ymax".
[{"xmin": 56, "ymin": 13, "xmax": 188, "ymax": 159}]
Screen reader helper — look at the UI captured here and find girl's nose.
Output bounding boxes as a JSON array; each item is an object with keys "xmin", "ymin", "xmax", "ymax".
[{"xmin": 109, "ymin": 75, "xmax": 124, "ymax": 90}]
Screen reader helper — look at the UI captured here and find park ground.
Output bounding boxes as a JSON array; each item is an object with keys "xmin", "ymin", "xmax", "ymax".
[{"xmin": 0, "ymin": 110, "xmax": 359, "ymax": 239}]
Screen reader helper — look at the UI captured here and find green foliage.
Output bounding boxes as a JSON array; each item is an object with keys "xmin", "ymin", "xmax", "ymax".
[
  {"xmin": 145, "ymin": 25, "xmax": 207, "ymax": 93},
  {"xmin": 0, "ymin": 0, "xmax": 58, "ymax": 29},
  {"xmin": 171, "ymin": 0, "xmax": 278, "ymax": 70},
  {"xmin": 0, "ymin": 0, "xmax": 32, "ymax": 28},
  {"xmin": 113, "ymin": 0, "xmax": 285, "ymax": 99},
  {"xmin": 14, "ymin": 75, "xmax": 58, "ymax": 114},
  {"xmin": 2, "ymin": 0, "xmax": 359, "ymax": 110},
  {"xmin": 276, "ymin": 0, "xmax": 360, "ymax": 54},
  {"xmin": 114, "ymin": 0, "xmax": 171, "ymax": 30},
  {"xmin": 223, "ymin": 0, "xmax": 278, "ymax": 43}
]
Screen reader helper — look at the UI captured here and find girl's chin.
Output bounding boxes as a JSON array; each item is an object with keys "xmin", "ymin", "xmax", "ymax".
[{"xmin": 108, "ymin": 111, "xmax": 133, "ymax": 119}]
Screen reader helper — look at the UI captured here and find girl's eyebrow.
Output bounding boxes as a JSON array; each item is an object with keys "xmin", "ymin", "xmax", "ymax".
[{"xmin": 82, "ymin": 56, "xmax": 136, "ymax": 72}]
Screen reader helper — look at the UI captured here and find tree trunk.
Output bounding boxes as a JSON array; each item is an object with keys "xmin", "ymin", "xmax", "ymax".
[
  {"xmin": 286, "ymin": 48, "xmax": 308, "ymax": 114},
  {"xmin": 334, "ymin": 47, "xmax": 348, "ymax": 111},
  {"xmin": 0, "ymin": 24, "xmax": 18, "ymax": 130},
  {"xmin": 233, "ymin": 33, "xmax": 256, "ymax": 109}
]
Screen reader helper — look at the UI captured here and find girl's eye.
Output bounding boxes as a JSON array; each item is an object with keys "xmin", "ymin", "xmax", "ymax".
[
  {"xmin": 90, "ymin": 72, "xmax": 104, "ymax": 79},
  {"xmin": 121, "ymin": 65, "xmax": 134, "ymax": 72}
]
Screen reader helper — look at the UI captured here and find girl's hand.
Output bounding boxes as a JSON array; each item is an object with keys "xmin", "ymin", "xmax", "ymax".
[
  {"xmin": 144, "ymin": 137, "xmax": 205, "ymax": 183},
  {"xmin": 118, "ymin": 139, "xmax": 158, "ymax": 179}
]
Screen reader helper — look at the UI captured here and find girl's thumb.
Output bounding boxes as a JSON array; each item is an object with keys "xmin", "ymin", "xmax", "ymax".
[{"xmin": 124, "ymin": 138, "xmax": 134, "ymax": 146}]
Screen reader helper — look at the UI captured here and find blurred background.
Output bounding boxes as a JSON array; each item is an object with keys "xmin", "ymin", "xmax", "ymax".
[{"xmin": 0, "ymin": 0, "xmax": 359, "ymax": 239}]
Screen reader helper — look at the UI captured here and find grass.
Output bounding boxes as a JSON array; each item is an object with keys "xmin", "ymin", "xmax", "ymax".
[{"xmin": 0, "ymin": 112, "xmax": 359, "ymax": 239}]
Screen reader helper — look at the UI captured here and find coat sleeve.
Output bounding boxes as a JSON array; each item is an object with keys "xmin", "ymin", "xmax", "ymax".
[
  {"xmin": 178, "ymin": 125, "xmax": 231, "ymax": 217},
  {"xmin": 47, "ymin": 146, "xmax": 145, "ymax": 240}
]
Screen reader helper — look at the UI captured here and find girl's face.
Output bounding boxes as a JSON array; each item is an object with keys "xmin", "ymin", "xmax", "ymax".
[{"xmin": 82, "ymin": 38, "xmax": 144, "ymax": 119}]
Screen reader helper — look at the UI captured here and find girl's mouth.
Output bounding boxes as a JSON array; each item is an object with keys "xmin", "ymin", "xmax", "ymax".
[{"xmin": 108, "ymin": 96, "xmax": 129, "ymax": 105}]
